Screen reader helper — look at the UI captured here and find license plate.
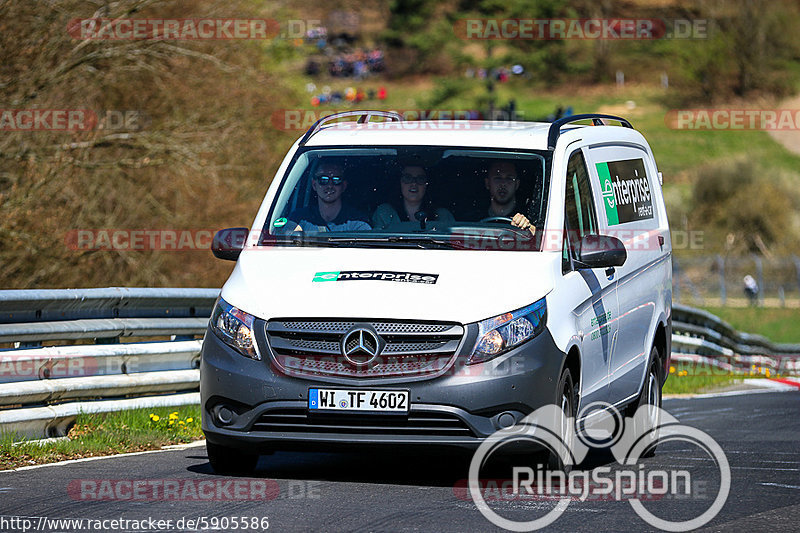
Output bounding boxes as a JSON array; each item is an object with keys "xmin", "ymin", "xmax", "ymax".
[{"xmin": 308, "ymin": 388, "xmax": 409, "ymax": 413}]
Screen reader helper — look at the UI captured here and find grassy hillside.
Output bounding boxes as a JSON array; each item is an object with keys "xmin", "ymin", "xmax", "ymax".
[{"xmin": 2, "ymin": 0, "xmax": 800, "ymax": 289}]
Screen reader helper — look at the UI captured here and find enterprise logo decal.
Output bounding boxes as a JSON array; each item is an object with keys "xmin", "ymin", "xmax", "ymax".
[{"xmin": 312, "ymin": 271, "xmax": 439, "ymax": 284}]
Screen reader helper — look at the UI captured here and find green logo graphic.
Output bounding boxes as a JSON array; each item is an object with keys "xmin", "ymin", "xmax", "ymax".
[
  {"xmin": 273, "ymin": 217, "xmax": 288, "ymax": 228},
  {"xmin": 313, "ymin": 271, "xmax": 340, "ymax": 282},
  {"xmin": 596, "ymin": 162, "xmax": 620, "ymax": 226}
]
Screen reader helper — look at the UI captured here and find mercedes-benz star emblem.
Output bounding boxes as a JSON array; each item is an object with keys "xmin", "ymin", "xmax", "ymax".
[{"xmin": 342, "ymin": 328, "xmax": 381, "ymax": 367}]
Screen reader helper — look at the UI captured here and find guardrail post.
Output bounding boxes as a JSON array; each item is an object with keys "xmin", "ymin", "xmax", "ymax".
[
  {"xmin": 793, "ymin": 255, "xmax": 800, "ymax": 300},
  {"xmin": 753, "ymin": 254, "xmax": 764, "ymax": 307},
  {"xmin": 716, "ymin": 255, "xmax": 726, "ymax": 306}
]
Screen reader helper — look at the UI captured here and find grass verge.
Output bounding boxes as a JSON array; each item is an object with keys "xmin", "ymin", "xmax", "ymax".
[
  {"xmin": 0, "ymin": 406, "xmax": 202, "ymax": 471},
  {"xmin": 700, "ymin": 306, "xmax": 800, "ymax": 344},
  {"xmin": 662, "ymin": 361, "xmax": 771, "ymax": 395},
  {"xmin": 663, "ymin": 363, "xmax": 742, "ymax": 395}
]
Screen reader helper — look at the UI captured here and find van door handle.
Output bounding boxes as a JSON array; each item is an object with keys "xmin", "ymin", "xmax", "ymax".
[{"xmin": 605, "ymin": 267, "xmax": 615, "ymax": 279}]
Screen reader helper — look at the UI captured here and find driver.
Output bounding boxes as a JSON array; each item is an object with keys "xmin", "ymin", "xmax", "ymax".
[
  {"xmin": 287, "ymin": 161, "xmax": 371, "ymax": 232},
  {"xmin": 484, "ymin": 160, "xmax": 536, "ymax": 235}
]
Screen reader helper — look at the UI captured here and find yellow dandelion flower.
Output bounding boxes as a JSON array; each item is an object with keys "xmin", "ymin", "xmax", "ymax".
[
  {"xmin": 186, "ymin": 418, "xmax": 194, "ymax": 424},
  {"xmin": 669, "ymin": 366, "xmax": 676, "ymax": 374},
  {"xmin": 151, "ymin": 415, "xmax": 160, "ymax": 422}
]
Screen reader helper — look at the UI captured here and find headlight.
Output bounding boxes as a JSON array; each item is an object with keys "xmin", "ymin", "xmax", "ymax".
[
  {"xmin": 468, "ymin": 298, "xmax": 547, "ymax": 364},
  {"xmin": 210, "ymin": 298, "xmax": 259, "ymax": 360}
]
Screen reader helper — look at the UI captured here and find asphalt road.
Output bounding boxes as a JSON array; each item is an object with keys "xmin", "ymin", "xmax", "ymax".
[{"xmin": 1, "ymin": 391, "xmax": 799, "ymax": 533}]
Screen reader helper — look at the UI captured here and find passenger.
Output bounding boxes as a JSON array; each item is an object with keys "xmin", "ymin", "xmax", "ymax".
[
  {"xmin": 483, "ymin": 160, "xmax": 536, "ymax": 235},
  {"xmin": 287, "ymin": 161, "xmax": 371, "ymax": 232},
  {"xmin": 372, "ymin": 165, "xmax": 454, "ymax": 229}
]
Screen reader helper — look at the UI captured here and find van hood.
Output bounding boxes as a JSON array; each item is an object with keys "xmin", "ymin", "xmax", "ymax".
[{"xmin": 221, "ymin": 247, "xmax": 559, "ymax": 325}]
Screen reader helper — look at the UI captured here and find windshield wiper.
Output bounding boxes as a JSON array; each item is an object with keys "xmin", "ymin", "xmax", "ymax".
[
  {"xmin": 326, "ymin": 235, "xmax": 463, "ymax": 249},
  {"xmin": 261, "ymin": 235, "xmax": 348, "ymax": 247}
]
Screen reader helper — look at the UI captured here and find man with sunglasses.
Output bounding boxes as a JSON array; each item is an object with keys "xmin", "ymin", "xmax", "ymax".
[{"xmin": 287, "ymin": 161, "xmax": 371, "ymax": 232}]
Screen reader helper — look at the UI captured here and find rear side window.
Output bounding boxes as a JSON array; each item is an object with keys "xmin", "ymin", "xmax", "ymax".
[
  {"xmin": 563, "ymin": 150, "xmax": 598, "ymax": 269},
  {"xmin": 595, "ymin": 158, "xmax": 653, "ymax": 226}
]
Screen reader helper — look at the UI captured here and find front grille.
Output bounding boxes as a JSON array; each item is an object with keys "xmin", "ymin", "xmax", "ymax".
[
  {"xmin": 265, "ymin": 319, "xmax": 464, "ymax": 379},
  {"xmin": 251, "ymin": 408, "xmax": 474, "ymax": 437}
]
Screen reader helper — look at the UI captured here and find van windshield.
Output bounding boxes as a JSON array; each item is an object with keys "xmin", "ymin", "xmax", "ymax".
[{"xmin": 261, "ymin": 146, "xmax": 551, "ymax": 251}]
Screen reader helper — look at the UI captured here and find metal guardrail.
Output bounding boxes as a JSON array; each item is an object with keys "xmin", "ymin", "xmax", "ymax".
[
  {"xmin": 0, "ymin": 288, "xmax": 797, "ymax": 441},
  {"xmin": 0, "ymin": 288, "xmax": 217, "ymax": 439},
  {"xmin": 671, "ymin": 303, "xmax": 800, "ymax": 373}
]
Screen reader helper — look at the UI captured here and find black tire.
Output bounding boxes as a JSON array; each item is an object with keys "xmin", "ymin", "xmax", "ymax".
[
  {"xmin": 626, "ymin": 347, "xmax": 663, "ymax": 458},
  {"xmin": 207, "ymin": 442, "xmax": 259, "ymax": 475},
  {"xmin": 547, "ymin": 365, "xmax": 576, "ymax": 473}
]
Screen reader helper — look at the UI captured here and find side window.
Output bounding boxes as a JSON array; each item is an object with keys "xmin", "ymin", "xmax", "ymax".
[{"xmin": 563, "ymin": 150, "xmax": 598, "ymax": 272}]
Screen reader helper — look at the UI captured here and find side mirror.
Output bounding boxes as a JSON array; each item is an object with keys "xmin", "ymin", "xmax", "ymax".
[
  {"xmin": 211, "ymin": 227, "xmax": 249, "ymax": 261},
  {"xmin": 575, "ymin": 234, "xmax": 626, "ymax": 269}
]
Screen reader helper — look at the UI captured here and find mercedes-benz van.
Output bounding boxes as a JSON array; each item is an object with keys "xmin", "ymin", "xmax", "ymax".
[{"xmin": 200, "ymin": 112, "xmax": 672, "ymax": 473}]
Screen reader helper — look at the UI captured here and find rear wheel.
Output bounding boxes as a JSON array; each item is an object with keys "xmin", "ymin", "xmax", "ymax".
[{"xmin": 207, "ymin": 442, "xmax": 259, "ymax": 475}]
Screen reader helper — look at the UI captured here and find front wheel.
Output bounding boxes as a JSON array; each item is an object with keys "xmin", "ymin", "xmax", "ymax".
[
  {"xmin": 547, "ymin": 365, "xmax": 576, "ymax": 472},
  {"xmin": 207, "ymin": 442, "xmax": 259, "ymax": 475},
  {"xmin": 626, "ymin": 347, "xmax": 663, "ymax": 458}
]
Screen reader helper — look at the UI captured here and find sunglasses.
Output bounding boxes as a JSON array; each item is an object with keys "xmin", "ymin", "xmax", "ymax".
[
  {"xmin": 400, "ymin": 174, "xmax": 428, "ymax": 185},
  {"xmin": 314, "ymin": 175, "xmax": 344, "ymax": 186}
]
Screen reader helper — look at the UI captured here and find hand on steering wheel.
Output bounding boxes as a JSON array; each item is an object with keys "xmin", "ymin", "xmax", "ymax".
[{"xmin": 480, "ymin": 216, "xmax": 514, "ymax": 224}]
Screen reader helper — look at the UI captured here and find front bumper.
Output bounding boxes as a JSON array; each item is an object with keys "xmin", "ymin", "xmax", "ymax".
[{"xmin": 200, "ymin": 324, "xmax": 565, "ymax": 452}]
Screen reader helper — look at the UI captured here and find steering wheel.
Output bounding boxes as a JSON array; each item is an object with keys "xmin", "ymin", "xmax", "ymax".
[{"xmin": 480, "ymin": 216, "xmax": 514, "ymax": 224}]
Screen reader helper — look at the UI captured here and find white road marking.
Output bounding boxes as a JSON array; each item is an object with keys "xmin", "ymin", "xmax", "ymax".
[
  {"xmin": 759, "ymin": 482, "xmax": 800, "ymax": 490},
  {"xmin": 731, "ymin": 466, "xmax": 800, "ymax": 471}
]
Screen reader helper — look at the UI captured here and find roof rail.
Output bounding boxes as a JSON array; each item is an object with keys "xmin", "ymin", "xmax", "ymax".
[
  {"xmin": 547, "ymin": 113, "xmax": 633, "ymax": 150},
  {"xmin": 298, "ymin": 110, "xmax": 404, "ymax": 146}
]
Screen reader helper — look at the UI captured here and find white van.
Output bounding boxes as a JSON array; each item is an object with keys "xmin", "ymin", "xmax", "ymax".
[{"xmin": 200, "ymin": 112, "xmax": 672, "ymax": 473}]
